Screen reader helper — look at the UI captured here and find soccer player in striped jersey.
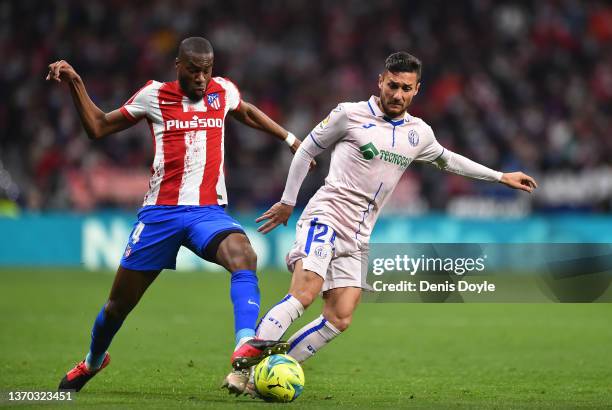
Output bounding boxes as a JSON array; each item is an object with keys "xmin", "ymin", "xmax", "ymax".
[
  {"xmin": 47, "ymin": 37, "xmax": 298, "ymax": 394},
  {"xmin": 235, "ymin": 52, "xmax": 537, "ymax": 395}
]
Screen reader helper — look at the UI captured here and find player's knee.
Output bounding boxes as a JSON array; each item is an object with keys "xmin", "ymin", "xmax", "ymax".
[
  {"xmin": 291, "ymin": 289, "xmax": 318, "ymax": 308},
  {"xmin": 228, "ymin": 242, "xmax": 257, "ymax": 271},
  {"xmin": 243, "ymin": 244, "xmax": 257, "ymax": 268},
  {"xmin": 290, "ymin": 274, "xmax": 322, "ymax": 308},
  {"xmin": 326, "ymin": 314, "xmax": 352, "ymax": 332}
]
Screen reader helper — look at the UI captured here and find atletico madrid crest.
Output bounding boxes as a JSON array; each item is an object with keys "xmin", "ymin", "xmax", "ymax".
[{"xmin": 207, "ymin": 93, "xmax": 221, "ymax": 110}]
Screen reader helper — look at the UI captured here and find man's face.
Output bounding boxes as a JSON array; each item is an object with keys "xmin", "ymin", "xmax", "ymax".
[
  {"xmin": 377, "ymin": 71, "xmax": 420, "ymax": 118},
  {"xmin": 176, "ymin": 52, "xmax": 213, "ymax": 101}
]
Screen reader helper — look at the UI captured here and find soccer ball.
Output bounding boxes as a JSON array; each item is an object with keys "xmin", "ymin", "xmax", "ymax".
[{"xmin": 253, "ymin": 354, "xmax": 305, "ymax": 402}]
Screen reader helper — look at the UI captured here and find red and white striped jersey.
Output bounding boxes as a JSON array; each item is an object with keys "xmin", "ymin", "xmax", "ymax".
[{"xmin": 120, "ymin": 78, "xmax": 241, "ymax": 206}]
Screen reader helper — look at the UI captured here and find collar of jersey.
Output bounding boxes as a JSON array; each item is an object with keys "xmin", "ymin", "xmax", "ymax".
[{"xmin": 367, "ymin": 95, "xmax": 411, "ymax": 126}]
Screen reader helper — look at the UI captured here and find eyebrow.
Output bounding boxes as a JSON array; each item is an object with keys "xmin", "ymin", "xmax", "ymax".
[{"xmin": 388, "ymin": 80, "xmax": 413, "ymax": 88}]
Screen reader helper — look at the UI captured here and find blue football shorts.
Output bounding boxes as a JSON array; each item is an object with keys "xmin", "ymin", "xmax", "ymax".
[{"xmin": 120, "ymin": 205, "xmax": 245, "ymax": 271}]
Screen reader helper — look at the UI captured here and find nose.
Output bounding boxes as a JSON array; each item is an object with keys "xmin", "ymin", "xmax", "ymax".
[{"xmin": 195, "ymin": 72, "xmax": 206, "ymax": 84}]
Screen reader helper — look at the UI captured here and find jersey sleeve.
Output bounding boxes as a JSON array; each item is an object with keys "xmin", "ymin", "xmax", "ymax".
[
  {"xmin": 280, "ymin": 104, "xmax": 348, "ymax": 205},
  {"xmin": 280, "ymin": 146, "xmax": 313, "ymax": 206},
  {"xmin": 414, "ymin": 124, "xmax": 445, "ymax": 162},
  {"xmin": 304, "ymin": 104, "xmax": 348, "ymax": 156},
  {"xmin": 222, "ymin": 78, "xmax": 242, "ymax": 111},
  {"xmin": 416, "ymin": 123, "xmax": 502, "ymax": 181},
  {"xmin": 120, "ymin": 80, "xmax": 153, "ymax": 122}
]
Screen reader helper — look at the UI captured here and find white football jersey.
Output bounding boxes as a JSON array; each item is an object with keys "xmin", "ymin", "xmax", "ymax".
[{"xmin": 298, "ymin": 96, "xmax": 445, "ymax": 244}]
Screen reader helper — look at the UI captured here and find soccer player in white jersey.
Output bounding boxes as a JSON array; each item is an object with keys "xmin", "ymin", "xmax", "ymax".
[
  {"xmin": 233, "ymin": 52, "xmax": 537, "ymax": 393},
  {"xmin": 47, "ymin": 37, "xmax": 298, "ymax": 394}
]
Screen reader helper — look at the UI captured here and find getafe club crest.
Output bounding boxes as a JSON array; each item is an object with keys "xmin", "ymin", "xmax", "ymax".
[
  {"xmin": 408, "ymin": 129, "xmax": 419, "ymax": 147},
  {"xmin": 314, "ymin": 245, "xmax": 329, "ymax": 259},
  {"xmin": 207, "ymin": 93, "xmax": 221, "ymax": 110}
]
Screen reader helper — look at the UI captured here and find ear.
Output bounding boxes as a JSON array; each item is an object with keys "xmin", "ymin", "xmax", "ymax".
[
  {"xmin": 378, "ymin": 73, "xmax": 384, "ymax": 91},
  {"xmin": 415, "ymin": 81, "xmax": 420, "ymax": 95},
  {"xmin": 175, "ymin": 58, "xmax": 180, "ymax": 69}
]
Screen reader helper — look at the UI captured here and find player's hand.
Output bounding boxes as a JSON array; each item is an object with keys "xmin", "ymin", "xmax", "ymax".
[
  {"xmin": 45, "ymin": 60, "xmax": 79, "ymax": 83},
  {"xmin": 500, "ymin": 172, "xmax": 538, "ymax": 193},
  {"xmin": 290, "ymin": 139, "xmax": 317, "ymax": 170},
  {"xmin": 256, "ymin": 202, "xmax": 294, "ymax": 234}
]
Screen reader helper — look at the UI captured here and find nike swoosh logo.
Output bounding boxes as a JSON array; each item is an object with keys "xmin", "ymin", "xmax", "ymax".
[
  {"xmin": 362, "ymin": 123, "xmax": 376, "ymax": 129},
  {"xmin": 247, "ymin": 299, "xmax": 259, "ymax": 308},
  {"xmin": 160, "ymin": 101, "xmax": 178, "ymax": 105}
]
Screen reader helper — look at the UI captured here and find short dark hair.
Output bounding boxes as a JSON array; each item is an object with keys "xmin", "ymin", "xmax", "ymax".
[
  {"xmin": 384, "ymin": 52, "xmax": 422, "ymax": 81},
  {"xmin": 178, "ymin": 37, "xmax": 214, "ymax": 58}
]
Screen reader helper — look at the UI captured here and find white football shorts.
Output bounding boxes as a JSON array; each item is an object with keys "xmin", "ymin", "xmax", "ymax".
[{"xmin": 286, "ymin": 216, "xmax": 369, "ymax": 292}]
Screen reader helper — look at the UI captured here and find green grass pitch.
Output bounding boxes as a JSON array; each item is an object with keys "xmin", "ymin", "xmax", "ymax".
[{"xmin": 1, "ymin": 268, "xmax": 611, "ymax": 409}]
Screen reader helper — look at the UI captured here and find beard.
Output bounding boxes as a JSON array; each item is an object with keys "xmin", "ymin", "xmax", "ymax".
[
  {"xmin": 178, "ymin": 76, "xmax": 203, "ymax": 102},
  {"xmin": 381, "ymin": 97, "xmax": 409, "ymax": 117}
]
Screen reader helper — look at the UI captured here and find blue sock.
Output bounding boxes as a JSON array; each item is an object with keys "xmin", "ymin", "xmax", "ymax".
[
  {"xmin": 86, "ymin": 305, "xmax": 123, "ymax": 369},
  {"xmin": 230, "ymin": 269, "xmax": 259, "ymax": 345}
]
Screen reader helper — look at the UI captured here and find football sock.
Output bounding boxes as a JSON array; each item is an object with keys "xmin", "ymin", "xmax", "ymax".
[
  {"xmin": 234, "ymin": 335, "xmax": 254, "ymax": 351},
  {"xmin": 231, "ymin": 269, "xmax": 260, "ymax": 345},
  {"xmin": 86, "ymin": 305, "xmax": 123, "ymax": 370},
  {"xmin": 286, "ymin": 315, "xmax": 341, "ymax": 363},
  {"xmin": 255, "ymin": 294, "xmax": 304, "ymax": 341}
]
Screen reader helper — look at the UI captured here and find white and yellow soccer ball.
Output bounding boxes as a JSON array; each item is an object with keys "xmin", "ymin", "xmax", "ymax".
[{"xmin": 253, "ymin": 354, "xmax": 305, "ymax": 402}]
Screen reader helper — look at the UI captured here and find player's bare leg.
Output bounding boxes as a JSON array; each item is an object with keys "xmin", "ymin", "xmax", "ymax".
[
  {"xmin": 285, "ymin": 286, "xmax": 361, "ymax": 363},
  {"xmin": 105, "ymin": 266, "xmax": 161, "ymax": 321},
  {"xmin": 321, "ymin": 286, "xmax": 362, "ymax": 332},
  {"xmin": 288, "ymin": 260, "xmax": 325, "ymax": 308},
  {"xmin": 216, "ymin": 233, "xmax": 289, "ymax": 395},
  {"xmin": 59, "ymin": 267, "xmax": 160, "ymax": 391}
]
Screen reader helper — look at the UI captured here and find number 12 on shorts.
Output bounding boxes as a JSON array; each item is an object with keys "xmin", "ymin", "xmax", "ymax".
[{"xmin": 304, "ymin": 218, "xmax": 336, "ymax": 256}]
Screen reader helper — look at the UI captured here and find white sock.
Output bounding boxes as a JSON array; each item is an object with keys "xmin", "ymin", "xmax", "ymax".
[
  {"xmin": 286, "ymin": 315, "xmax": 341, "ymax": 363},
  {"xmin": 256, "ymin": 295, "xmax": 304, "ymax": 341}
]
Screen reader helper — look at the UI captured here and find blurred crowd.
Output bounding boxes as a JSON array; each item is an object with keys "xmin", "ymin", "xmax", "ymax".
[{"xmin": 1, "ymin": 0, "xmax": 611, "ymax": 214}]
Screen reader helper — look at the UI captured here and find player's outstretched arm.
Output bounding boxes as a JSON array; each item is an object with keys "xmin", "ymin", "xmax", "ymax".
[
  {"xmin": 230, "ymin": 100, "xmax": 302, "ymax": 152},
  {"xmin": 433, "ymin": 149, "xmax": 537, "ymax": 193},
  {"xmin": 46, "ymin": 60, "xmax": 134, "ymax": 140}
]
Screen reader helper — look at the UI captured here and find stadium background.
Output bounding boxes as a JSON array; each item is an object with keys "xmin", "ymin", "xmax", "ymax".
[
  {"xmin": 1, "ymin": 0, "xmax": 611, "ymax": 268},
  {"xmin": 0, "ymin": 1, "xmax": 611, "ymax": 408}
]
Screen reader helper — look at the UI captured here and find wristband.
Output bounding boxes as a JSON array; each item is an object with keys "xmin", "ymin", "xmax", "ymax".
[{"xmin": 285, "ymin": 132, "xmax": 297, "ymax": 147}]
